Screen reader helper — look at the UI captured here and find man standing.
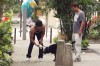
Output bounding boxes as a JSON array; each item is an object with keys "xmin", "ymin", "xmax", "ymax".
[
  {"xmin": 71, "ymin": 3, "xmax": 85, "ymax": 62},
  {"xmin": 26, "ymin": 19, "xmax": 45, "ymax": 61}
]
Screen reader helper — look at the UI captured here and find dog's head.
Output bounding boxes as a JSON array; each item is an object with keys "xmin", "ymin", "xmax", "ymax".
[
  {"xmin": 71, "ymin": 41, "xmax": 75, "ymax": 44},
  {"xmin": 71, "ymin": 41, "xmax": 75, "ymax": 47},
  {"xmin": 43, "ymin": 47, "xmax": 50, "ymax": 54}
]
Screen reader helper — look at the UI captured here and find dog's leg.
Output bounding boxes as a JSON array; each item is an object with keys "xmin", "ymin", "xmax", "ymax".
[{"xmin": 53, "ymin": 53, "xmax": 56, "ymax": 61}]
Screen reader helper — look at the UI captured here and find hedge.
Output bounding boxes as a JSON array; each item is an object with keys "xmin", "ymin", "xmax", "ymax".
[{"xmin": 0, "ymin": 21, "xmax": 13, "ymax": 66}]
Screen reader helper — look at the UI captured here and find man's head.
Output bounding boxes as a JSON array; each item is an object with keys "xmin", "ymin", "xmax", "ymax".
[
  {"xmin": 35, "ymin": 20, "xmax": 43, "ymax": 30},
  {"xmin": 71, "ymin": 3, "xmax": 80, "ymax": 12}
]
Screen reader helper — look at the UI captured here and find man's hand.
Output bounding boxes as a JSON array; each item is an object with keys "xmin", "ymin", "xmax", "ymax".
[
  {"xmin": 78, "ymin": 30, "xmax": 82, "ymax": 36},
  {"xmin": 39, "ymin": 39, "xmax": 43, "ymax": 44},
  {"xmin": 79, "ymin": 21, "xmax": 84, "ymax": 36},
  {"xmin": 36, "ymin": 44, "xmax": 39, "ymax": 47}
]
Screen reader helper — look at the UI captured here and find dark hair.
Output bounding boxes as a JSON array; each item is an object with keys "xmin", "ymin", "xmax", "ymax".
[
  {"xmin": 71, "ymin": 3, "xmax": 79, "ymax": 8},
  {"xmin": 35, "ymin": 20, "xmax": 43, "ymax": 27}
]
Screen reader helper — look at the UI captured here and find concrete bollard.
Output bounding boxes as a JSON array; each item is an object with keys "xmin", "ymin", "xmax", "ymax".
[
  {"xmin": 55, "ymin": 40, "xmax": 73, "ymax": 66},
  {"xmin": 14, "ymin": 28, "xmax": 16, "ymax": 44},
  {"xmin": 55, "ymin": 40, "xmax": 65, "ymax": 66},
  {"xmin": 63, "ymin": 43, "xmax": 73, "ymax": 66}
]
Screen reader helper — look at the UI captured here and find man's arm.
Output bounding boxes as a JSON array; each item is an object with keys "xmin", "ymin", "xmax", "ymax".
[
  {"xmin": 41, "ymin": 26, "xmax": 45, "ymax": 40},
  {"xmin": 79, "ymin": 13, "xmax": 85, "ymax": 36},
  {"xmin": 80, "ymin": 21, "xmax": 85, "ymax": 31},
  {"xmin": 30, "ymin": 28, "xmax": 39, "ymax": 47},
  {"xmin": 39, "ymin": 26, "xmax": 45, "ymax": 44}
]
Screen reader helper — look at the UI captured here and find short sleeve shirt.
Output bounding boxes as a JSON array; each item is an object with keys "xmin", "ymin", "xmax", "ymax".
[{"xmin": 73, "ymin": 10, "xmax": 85, "ymax": 33}]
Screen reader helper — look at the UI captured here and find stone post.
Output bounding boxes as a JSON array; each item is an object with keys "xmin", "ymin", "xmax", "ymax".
[
  {"xmin": 55, "ymin": 40, "xmax": 73, "ymax": 66},
  {"xmin": 63, "ymin": 43, "xmax": 73, "ymax": 66}
]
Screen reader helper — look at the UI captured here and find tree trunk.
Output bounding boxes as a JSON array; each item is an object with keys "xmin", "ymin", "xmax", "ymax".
[{"xmin": 0, "ymin": 8, "xmax": 3, "ymax": 21}]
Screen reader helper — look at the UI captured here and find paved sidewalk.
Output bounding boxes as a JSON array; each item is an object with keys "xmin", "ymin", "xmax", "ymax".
[{"xmin": 12, "ymin": 25, "xmax": 100, "ymax": 66}]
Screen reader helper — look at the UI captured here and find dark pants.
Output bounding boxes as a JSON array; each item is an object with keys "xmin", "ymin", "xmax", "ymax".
[{"xmin": 26, "ymin": 32, "xmax": 43, "ymax": 58}]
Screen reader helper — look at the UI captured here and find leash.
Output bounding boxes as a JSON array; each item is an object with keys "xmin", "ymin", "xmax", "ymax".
[{"xmin": 39, "ymin": 43, "xmax": 46, "ymax": 48}]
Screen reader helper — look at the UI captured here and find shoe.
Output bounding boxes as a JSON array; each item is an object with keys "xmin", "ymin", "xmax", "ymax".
[
  {"xmin": 77, "ymin": 58, "xmax": 81, "ymax": 61},
  {"xmin": 26, "ymin": 58, "xmax": 30, "ymax": 61},
  {"xmin": 53, "ymin": 59, "xmax": 55, "ymax": 62},
  {"xmin": 39, "ymin": 58, "xmax": 43, "ymax": 62},
  {"xmin": 73, "ymin": 58, "xmax": 81, "ymax": 62}
]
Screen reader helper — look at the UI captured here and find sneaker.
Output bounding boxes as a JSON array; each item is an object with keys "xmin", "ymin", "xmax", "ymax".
[
  {"xmin": 39, "ymin": 58, "xmax": 43, "ymax": 62},
  {"xmin": 77, "ymin": 58, "xmax": 81, "ymax": 61},
  {"xmin": 73, "ymin": 58, "xmax": 81, "ymax": 62},
  {"xmin": 26, "ymin": 58, "xmax": 30, "ymax": 61}
]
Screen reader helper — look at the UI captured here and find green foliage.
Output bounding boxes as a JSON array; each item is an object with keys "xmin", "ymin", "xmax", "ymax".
[
  {"xmin": 0, "ymin": 21, "xmax": 13, "ymax": 66},
  {"xmin": 34, "ymin": 0, "xmax": 40, "ymax": 5},
  {"xmin": 0, "ymin": 0, "xmax": 20, "ymax": 19},
  {"xmin": 82, "ymin": 38, "xmax": 89, "ymax": 47},
  {"xmin": 89, "ymin": 27, "xmax": 100, "ymax": 40},
  {"xmin": 53, "ymin": 37, "xmax": 58, "ymax": 44},
  {"xmin": 4, "ymin": 9, "xmax": 13, "ymax": 21},
  {"xmin": 89, "ymin": 17, "xmax": 100, "ymax": 40},
  {"xmin": 13, "ymin": 3, "xmax": 21, "ymax": 14},
  {"xmin": 0, "ymin": 0, "xmax": 20, "ymax": 11},
  {"xmin": 11, "ymin": 20, "xmax": 20, "ymax": 24}
]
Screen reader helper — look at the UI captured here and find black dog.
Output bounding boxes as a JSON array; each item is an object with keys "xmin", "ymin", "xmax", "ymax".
[
  {"xmin": 43, "ymin": 41, "xmax": 75, "ymax": 61},
  {"xmin": 43, "ymin": 44, "xmax": 57, "ymax": 61}
]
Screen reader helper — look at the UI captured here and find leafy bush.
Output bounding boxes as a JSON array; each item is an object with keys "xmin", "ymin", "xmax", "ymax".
[
  {"xmin": 89, "ymin": 27, "xmax": 100, "ymax": 40},
  {"xmin": 82, "ymin": 39, "xmax": 89, "ymax": 48},
  {"xmin": 53, "ymin": 37, "xmax": 58, "ymax": 44},
  {"xmin": 91, "ymin": 30, "xmax": 100, "ymax": 39},
  {"xmin": 0, "ymin": 21, "xmax": 13, "ymax": 66},
  {"xmin": 4, "ymin": 10, "xmax": 13, "ymax": 20},
  {"xmin": 11, "ymin": 20, "xmax": 20, "ymax": 24}
]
